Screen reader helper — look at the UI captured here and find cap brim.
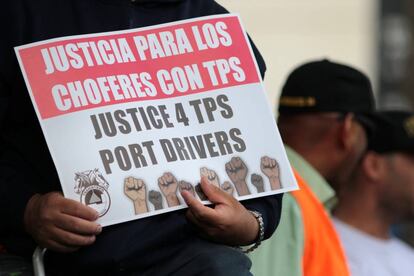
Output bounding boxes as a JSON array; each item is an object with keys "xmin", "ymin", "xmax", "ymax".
[{"xmin": 354, "ymin": 112, "xmax": 387, "ymax": 137}]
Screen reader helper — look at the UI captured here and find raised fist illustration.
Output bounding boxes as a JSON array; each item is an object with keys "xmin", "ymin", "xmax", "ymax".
[
  {"xmin": 124, "ymin": 177, "xmax": 146, "ymax": 202},
  {"xmin": 251, "ymin": 174, "xmax": 265, "ymax": 193},
  {"xmin": 260, "ymin": 156, "xmax": 281, "ymax": 190},
  {"xmin": 179, "ymin": 181, "xmax": 195, "ymax": 197},
  {"xmin": 195, "ymin": 183, "xmax": 208, "ymax": 201},
  {"xmin": 148, "ymin": 190, "xmax": 163, "ymax": 210},
  {"xmin": 200, "ymin": 167, "xmax": 220, "ymax": 187},
  {"xmin": 221, "ymin": 181, "xmax": 234, "ymax": 196},
  {"xmin": 124, "ymin": 177, "xmax": 148, "ymax": 214},
  {"xmin": 158, "ymin": 172, "xmax": 180, "ymax": 207},
  {"xmin": 225, "ymin": 157, "xmax": 250, "ymax": 196}
]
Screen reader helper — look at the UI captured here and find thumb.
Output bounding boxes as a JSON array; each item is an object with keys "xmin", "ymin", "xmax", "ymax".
[{"xmin": 200, "ymin": 177, "xmax": 229, "ymax": 204}]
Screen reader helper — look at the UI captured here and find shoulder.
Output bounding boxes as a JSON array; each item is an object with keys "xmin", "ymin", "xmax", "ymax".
[
  {"xmin": 185, "ymin": 0, "xmax": 229, "ymax": 15},
  {"xmin": 282, "ymin": 193, "xmax": 303, "ymax": 220},
  {"xmin": 391, "ymin": 238, "xmax": 414, "ymax": 256}
]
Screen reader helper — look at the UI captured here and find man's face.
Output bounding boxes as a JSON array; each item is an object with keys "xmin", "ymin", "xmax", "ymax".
[
  {"xmin": 381, "ymin": 153, "xmax": 414, "ymax": 220},
  {"xmin": 336, "ymin": 117, "xmax": 368, "ymax": 189}
]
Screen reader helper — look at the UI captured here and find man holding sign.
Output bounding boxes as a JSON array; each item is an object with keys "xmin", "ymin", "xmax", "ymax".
[{"xmin": 0, "ymin": 0, "xmax": 289, "ymax": 275}]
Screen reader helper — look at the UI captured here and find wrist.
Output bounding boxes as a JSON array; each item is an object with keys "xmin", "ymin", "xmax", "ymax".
[
  {"xmin": 233, "ymin": 180, "xmax": 250, "ymax": 196},
  {"xmin": 234, "ymin": 179, "xmax": 247, "ymax": 185},
  {"xmin": 255, "ymin": 186, "xmax": 265, "ymax": 193},
  {"xmin": 240, "ymin": 210, "xmax": 264, "ymax": 253},
  {"xmin": 166, "ymin": 194, "xmax": 180, "ymax": 207},
  {"xmin": 133, "ymin": 200, "xmax": 148, "ymax": 214},
  {"xmin": 153, "ymin": 203, "xmax": 163, "ymax": 210},
  {"xmin": 269, "ymin": 176, "xmax": 281, "ymax": 189}
]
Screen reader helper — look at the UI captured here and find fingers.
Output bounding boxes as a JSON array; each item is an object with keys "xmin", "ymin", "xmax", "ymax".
[
  {"xmin": 232, "ymin": 157, "xmax": 244, "ymax": 168},
  {"xmin": 200, "ymin": 177, "xmax": 233, "ymax": 204},
  {"xmin": 181, "ymin": 189, "xmax": 216, "ymax": 222},
  {"xmin": 24, "ymin": 192, "xmax": 102, "ymax": 253},
  {"xmin": 261, "ymin": 156, "xmax": 278, "ymax": 169},
  {"xmin": 195, "ymin": 183, "xmax": 208, "ymax": 200},
  {"xmin": 44, "ymin": 239, "xmax": 81, "ymax": 253},
  {"xmin": 182, "ymin": 177, "xmax": 232, "ymax": 206},
  {"xmin": 260, "ymin": 156, "xmax": 266, "ymax": 167},
  {"xmin": 124, "ymin": 177, "xmax": 138, "ymax": 192},
  {"xmin": 137, "ymin": 179, "xmax": 146, "ymax": 192},
  {"xmin": 55, "ymin": 213, "xmax": 102, "ymax": 235},
  {"xmin": 158, "ymin": 173, "xmax": 167, "ymax": 186},
  {"xmin": 166, "ymin": 172, "xmax": 176, "ymax": 183},
  {"xmin": 270, "ymin": 158, "xmax": 278, "ymax": 169},
  {"xmin": 261, "ymin": 156, "xmax": 270, "ymax": 170},
  {"xmin": 160, "ymin": 172, "xmax": 175, "ymax": 184},
  {"xmin": 251, "ymin": 173, "xmax": 264, "ymax": 186},
  {"xmin": 42, "ymin": 192, "xmax": 98, "ymax": 221},
  {"xmin": 149, "ymin": 190, "xmax": 161, "ymax": 201},
  {"xmin": 60, "ymin": 198, "xmax": 99, "ymax": 221},
  {"xmin": 178, "ymin": 181, "xmax": 195, "ymax": 196},
  {"xmin": 225, "ymin": 160, "xmax": 235, "ymax": 174},
  {"xmin": 50, "ymin": 226, "xmax": 96, "ymax": 248},
  {"xmin": 200, "ymin": 167, "xmax": 208, "ymax": 177},
  {"xmin": 158, "ymin": 172, "xmax": 177, "ymax": 188}
]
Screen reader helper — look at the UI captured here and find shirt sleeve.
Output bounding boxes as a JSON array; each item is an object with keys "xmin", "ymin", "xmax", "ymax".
[
  {"xmin": 242, "ymin": 194, "xmax": 283, "ymax": 240},
  {"xmin": 249, "ymin": 194, "xmax": 304, "ymax": 276},
  {"xmin": 0, "ymin": 1, "xmax": 55, "ymax": 238}
]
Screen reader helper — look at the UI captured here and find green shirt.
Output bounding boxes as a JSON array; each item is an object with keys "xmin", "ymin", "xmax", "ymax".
[{"xmin": 249, "ymin": 146, "xmax": 336, "ymax": 276}]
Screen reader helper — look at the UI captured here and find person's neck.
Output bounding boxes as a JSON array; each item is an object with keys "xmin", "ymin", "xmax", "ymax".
[
  {"xmin": 290, "ymin": 144, "xmax": 338, "ymax": 181},
  {"xmin": 334, "ymin": 187, "xmax": 392, "ymax": 240}
]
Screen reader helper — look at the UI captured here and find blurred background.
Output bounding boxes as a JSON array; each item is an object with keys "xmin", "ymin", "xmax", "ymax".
[
  {"xmin": 217, "ymin": 0, "xmax": 413, "ymax": 111},
  {"xmin": 218, "ymin": 0, "xmax": 414, "ymax": 246}
]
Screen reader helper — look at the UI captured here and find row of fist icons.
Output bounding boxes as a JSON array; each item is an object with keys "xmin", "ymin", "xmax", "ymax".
[{"xmin": 124, "ymin": 156, "xmax": 281, "ymax": 214}]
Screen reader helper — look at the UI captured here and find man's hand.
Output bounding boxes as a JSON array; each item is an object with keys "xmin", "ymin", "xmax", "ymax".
[
  {"xmin": 178, "ymin": 181, "xmax": 195, "ymax": 197},
  {"xmin": 195, "ymin": 183, "xmax": 208, "ymax": 201},
  {"xmin": 181, "ymin": 177, "xmax": 259, "ymax": 246},
  {"xmin": 260, "ymin": 156, "xmax": 281, "ymax": 190},
  {"xmin": 24, "ymin": 192, "xmax": 102, "ymax": 253},
  {"xmin": 158, "ymin": 172, "xmax": 180, "ymax": 207},
  {"xmin": 124, "ymin": 177, "xmax": 149, "ymax": 214},
  {"xmin": 225, "ymin": 157, "xmax": 250, "ymax": 196}
]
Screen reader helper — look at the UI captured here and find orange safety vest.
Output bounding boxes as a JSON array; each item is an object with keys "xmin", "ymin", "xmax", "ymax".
[{"xmin": 291, "ymin": 170, "xmax": 350, "ymax": 276}]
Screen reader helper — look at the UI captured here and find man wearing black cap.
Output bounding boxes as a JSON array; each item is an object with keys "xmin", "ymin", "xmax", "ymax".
[
  {"xmin": 250, "ymin": 59, "xmax": 377, "ymax": 276},
  {"xmin": 0, "ymin": 0, "xmax": 282, "ymax": 274},
  {"xmin": 333, "ymin": 111, "xmax": 414, "ymax": 276}
]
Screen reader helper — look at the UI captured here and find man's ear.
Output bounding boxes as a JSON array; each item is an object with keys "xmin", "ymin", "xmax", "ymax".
[
  {"xmin": 362, "ymin": 151, "xmax": 386, "ymax": 182},
  {"xmin": 339, "ymin": 113, "xmax": 355, "ymax": 150}
]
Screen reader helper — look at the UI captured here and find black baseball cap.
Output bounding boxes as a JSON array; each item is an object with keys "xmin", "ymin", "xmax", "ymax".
[
  {"xmin": 278, "ymin": 59, "xmax": 378, "ymax": 133},
  {"xmin": 369, "ymin": 111, "xmax": 414, "ymax": 154}
]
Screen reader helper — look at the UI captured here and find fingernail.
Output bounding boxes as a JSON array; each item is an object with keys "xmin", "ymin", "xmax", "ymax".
[{"xmin": 96, "ymin": 225, "xmax": 102, "ymax": 234}]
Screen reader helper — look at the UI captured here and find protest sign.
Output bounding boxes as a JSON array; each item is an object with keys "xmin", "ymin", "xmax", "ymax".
[{"xmin": 15, "ymin": 14, "xmax": 298, "ymax": 226}]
